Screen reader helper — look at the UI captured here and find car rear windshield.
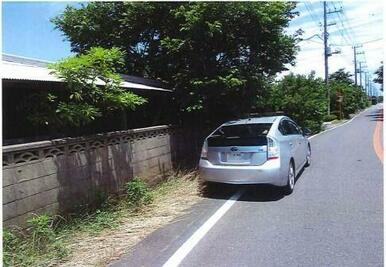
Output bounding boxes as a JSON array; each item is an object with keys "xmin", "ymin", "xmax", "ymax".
[{"xmin": 207, "ymin": 123, "xmax": 272, "ymax": 147}]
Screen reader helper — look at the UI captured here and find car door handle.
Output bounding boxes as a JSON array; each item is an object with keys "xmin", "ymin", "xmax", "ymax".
[{"xmin": 289, "ymin": 142, "xmax": 293, "ymax": 146}]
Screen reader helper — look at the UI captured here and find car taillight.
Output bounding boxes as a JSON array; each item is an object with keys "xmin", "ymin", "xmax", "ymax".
[
  {"xmin": 267, "ymin": 137, "xmax": 279, "ymax": 160},
  {"xmin": 200, "ymin": 140, "xmax": 208, "ymax": 159}
]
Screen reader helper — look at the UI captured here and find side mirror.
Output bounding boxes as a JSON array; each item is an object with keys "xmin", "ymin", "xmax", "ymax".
[{"xmin": 302, "ymin": 127, "xmax": 312, "ymax": 137}]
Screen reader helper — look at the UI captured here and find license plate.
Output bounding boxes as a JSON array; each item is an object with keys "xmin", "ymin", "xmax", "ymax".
[{"xmin": 227, "ymin": 152, "xmax": 244, "ymax": 161}]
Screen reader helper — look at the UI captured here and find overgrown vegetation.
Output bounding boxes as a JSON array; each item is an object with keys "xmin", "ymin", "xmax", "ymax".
[
  {"xmin": 324, "ymin": 114, "xmax": 338, "ymax": 122},
  {"xmin": 373, "ymin": 62, "xmax": 383, "ymax": 91},
  {"xmin": 261, "ymin": 73, "xmax": 328, "ymax": 133},
  {"xmin": 3, "ymin": 215, "xmax": 68, "ymax": 266},
  {"xmin": 3, "ymin": 177, "xmax": 154, "ymax": 267},
  {"xmin": 328, "ymin": 68, "xmax": 369, "ymax": 118},
  {"xmin": 51, "ymin": 2, "xmax": 372, "ymax": 134},
  {"xmin": 52, "ymin": 2, "xmax": 301, "ymax": 124},
  {"xmin": 24, "ymin": 47, "xmax": 147, "ymax": 130},
  {"xmin": 259, "ymin": 69, "xmax": 370, "ymax": 133},
  {"xmin": 126, "ymin": 177, "xmax": 153, "ymax": 206}
]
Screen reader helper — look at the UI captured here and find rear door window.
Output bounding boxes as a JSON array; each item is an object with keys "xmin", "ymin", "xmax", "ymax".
[
  {"xmin": 287, "ymin": 121, "xmax": 301, "ymax": 135},
  {"xmin": 207, "ymin": 123, "xmax": 272, "ymax": 147},
  {"xmin": 279, "ymin": 121, "xmax": 289, "ymax": 135},
  {"xmin": 280, "ymin": 120, "xmax": 300, "ymax": 135}
]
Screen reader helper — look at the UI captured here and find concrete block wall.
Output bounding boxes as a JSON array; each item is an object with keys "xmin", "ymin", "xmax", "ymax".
[{"xmin": 2, "ymin": 125, "xmax": 173, "ymax": 227}]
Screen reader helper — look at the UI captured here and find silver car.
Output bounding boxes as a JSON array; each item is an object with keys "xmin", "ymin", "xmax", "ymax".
[{"xmin": 199, "ymin": 116, "xmax": 311, "ymax": 194}]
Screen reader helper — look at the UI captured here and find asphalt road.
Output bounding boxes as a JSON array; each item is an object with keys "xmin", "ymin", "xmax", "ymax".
[{"xmin": 111, "ymin": 105, "xmax": 383, "ymax": 267}]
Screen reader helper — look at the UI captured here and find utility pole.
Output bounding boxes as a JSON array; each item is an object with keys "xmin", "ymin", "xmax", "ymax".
[
  {"xmin": 323, "ymin": 1, "xmax": 329, "ymax": 115},
  {"xmin": 370, "ymin": 82, "xmax": 373, "ymax": 97},
  {"xmin": 353, "ymin": 46, "xmax": 357, "ymax": 85},
  {"xmin": 367, "ymin": 73, "xmax": 370, "ymax": 96},
  {"xmin": 324, "ymin": 1, "xmax": 342, "ymax": 115},
  {"xmin": 353, "ymin": 45, "xmax": 363, "ymax": 86},
  {"xmin": 359, "ymin": 62, "xmax": 363, "ymax": 90},
  {"xmin": 358, "ymin": 62, "xmax": 367, "ymax": 92},
  {"xmin": 365, "ymin": 72, "xmax": 368, "ymax": 96}
]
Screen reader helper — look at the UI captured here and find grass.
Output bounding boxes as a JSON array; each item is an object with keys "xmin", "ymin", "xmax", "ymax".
[
  {"xmin": 3, "ymin": 174, "xmax": 196, "ymax": 267},
  {"xmin": 3, "ymin": 215, "xmax": 68, "ymax": 267}
]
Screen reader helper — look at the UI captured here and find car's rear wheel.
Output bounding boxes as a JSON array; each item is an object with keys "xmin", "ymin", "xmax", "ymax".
[
  {"xmin": 305, "ymin": 145, "xmax": 311, "ymax": 167},
  {"xmin": 283, "ymin": 162, "xmax": 295, "ymax": 195},
  {"xmin": 199, "ymin": 179, "xmax": 218, "ymax": 196}
]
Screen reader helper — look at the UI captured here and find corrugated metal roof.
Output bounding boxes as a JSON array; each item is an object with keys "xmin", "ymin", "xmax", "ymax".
[
  {"xmin": 3, "ymin": 54, "xmax": 51, "ymax": 67},
  {"xmin": 2, "ymin": 54, "xmax": 172, "ymax": 92},
  {"xmin": 2, "ymin": 61, "xmax": 62, "ymax": 82}
]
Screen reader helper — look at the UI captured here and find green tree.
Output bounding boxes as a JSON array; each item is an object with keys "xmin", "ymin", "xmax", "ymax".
[
  {"xmin": 329, "ymin": 68, "xmax": 353, "ymax": 84},
  {"xmin": 374, "ymin": 62, "xmax": 383, "ymax": 91},
  {"xmin": 328, "ymin": 69, "xmax": 368, "ymax": 119},
  {"xmin": 262, "ymin": 73, "xmax": 327, "ymax": 133},
  {"xmin": 328, "ymin": 81, "xmax": 367, "ymax": 119},
  {"xmin": 52, "ymin": 2, "xmax": 300, "ymax": 124},
  {"xmin": 26, "ymin": 47, "xmax": 147, "ymax": 129}
]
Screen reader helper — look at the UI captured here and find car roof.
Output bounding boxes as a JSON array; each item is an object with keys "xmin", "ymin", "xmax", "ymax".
[{"xmin": 222, "ymin": 116, "xmax": 286, "ymax": 126}]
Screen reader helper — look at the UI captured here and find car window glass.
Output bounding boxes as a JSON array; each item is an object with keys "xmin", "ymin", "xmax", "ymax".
[
  {"xmin": 281, "ymin": 120, "xmax": 295, "ymax": 135},
  {"xmin": 287, "ymin": 121, "xmax": 300, "ymax": 135},
  {"xmin": 279, "ymin": 121, "xmax": 289, "ymax": 135},
  {"xmin": 208, "ymin": 123, "xmax": 272, "ymax": 146}
]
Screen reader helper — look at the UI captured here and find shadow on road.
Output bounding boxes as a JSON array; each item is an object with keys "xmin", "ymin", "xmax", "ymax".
[
  {"xmin": 200, "ymin": 167, "xmax": 307, "ymax": 202},
  {"xmin": 366, "ymin": 108, "xmax": 383, "ymax": 121}
]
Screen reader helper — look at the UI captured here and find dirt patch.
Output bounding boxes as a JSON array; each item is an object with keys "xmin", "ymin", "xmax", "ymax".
[{"xmin": 57, "ymin": 173, "xmax": 201, "ymax": 267}]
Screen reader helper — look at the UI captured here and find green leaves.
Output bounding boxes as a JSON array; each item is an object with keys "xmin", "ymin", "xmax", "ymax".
[
  {"xmin": 105, "ymin": 90, "xmax": 148, "ymax": 110},
  {"xmin": 53, "ymin": 2, "xmax": 299, "ymax": 124},
  {"xmin": 264, "ymin": 73, "xmax": 328, "ymax": 132},
  {"xmin": 56, "ymin": 102, "xmax": 101, "ymax": 127},
  {"xmin": 262, "ymin": 71, "xmax": 369, "ymax": 132},
  {"xmin": 28, "ymin": 47, "xmax": 147, "ymax": 129},
  {"xmin": 328, "ymin": 80, "xmax": 368, "ymax": 118},
  {"xmin": 374, "ymin": 62, "xmax": 383, "ymax": 91}
]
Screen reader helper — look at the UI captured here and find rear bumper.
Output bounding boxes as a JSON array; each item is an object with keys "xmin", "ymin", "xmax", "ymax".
[{"xmin": 199, "ymin": 158, "xmax": 285, "ymax": 186}]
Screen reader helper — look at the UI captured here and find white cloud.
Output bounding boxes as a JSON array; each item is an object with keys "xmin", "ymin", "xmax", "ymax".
[{"xmin": 281, "ymin": 1, "xmax": 384, "ymax": 94}]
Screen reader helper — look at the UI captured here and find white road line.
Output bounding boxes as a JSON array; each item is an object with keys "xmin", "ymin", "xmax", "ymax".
[
  {"xmin": 162, "ymin": 189, "xmax": 245, "ymax": 267},
  {"xmin": 309, "ymin": 106, "xmax": 374, "ymax": 140}
]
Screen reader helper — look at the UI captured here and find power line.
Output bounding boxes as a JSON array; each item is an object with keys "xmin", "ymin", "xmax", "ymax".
[
  {"xmin": 330, "ymin": 38, "xmax": 383, "ymax": 47},
  {"xmin": 330, "ymin": 2, "xmax": 352, "ymax": 46},
  {"xmin": 302, "ymin": 2, "xmax": 323, "ymax": 32},
  {"xmin": 324, "ymin": 1, "xmax": 343, "ymax": 115},
  {"xmin": 299, "ymin": 1, "xmax": 379, "ymax": 97}
]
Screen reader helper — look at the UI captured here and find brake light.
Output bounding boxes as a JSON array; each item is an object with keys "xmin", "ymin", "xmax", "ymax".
[
  {"xmin": 200, "ymin": 140, "xmax": 208, "ymax": 159},
  {"xmin": 267, "ymin": 137, "xmax": 279, "ymax": 160}
]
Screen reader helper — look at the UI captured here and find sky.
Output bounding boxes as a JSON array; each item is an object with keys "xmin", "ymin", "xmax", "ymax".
[
  {"xmin": 2, "ymin": 1, "xmax": 384, "ymax": 94},
  {"xmin": 284, "ymin": 1, "xmax": 384, "ymax": 95},
  {"xmin": 2, "ymin": 1, "xmax": 79, "ymax": 61}
]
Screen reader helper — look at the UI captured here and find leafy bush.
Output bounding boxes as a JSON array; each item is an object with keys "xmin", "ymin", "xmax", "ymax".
[
  {"xmin": 24, "ymin": 47, "xmax": 147, "ymax": 130},
  {"xmin": 324, "ymin": 114, "xmax": 338, "ymax": 122},
  {"xmin": 27, "ymin": 214, "xmax": 56, "ymax": 247},
  {"xmin": 84, "ymin": 209, "xmax": 119, "ymax": 232},
  {"xmin": 3, "ymin": 214, "xmax": 67, "ymax": 267},
  {"xmin": 330, "ymin": 82, "xmax": 369, "ymax": 118},
  {"xmin": 126, "ymin": 177, "xmax": 153, "ymax": 206},
  {"xmin": 3, "ymin": 229, "xmax": 21, "ymax": 266},
  {"xmin": 262, "ymin": 73, "xmax": 328, "ymax": 133},
  {"xmin": 328, "ymin": 69, "xmax": 370, "ymax": 118}
]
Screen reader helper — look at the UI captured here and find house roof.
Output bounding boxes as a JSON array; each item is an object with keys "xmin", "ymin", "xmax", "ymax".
[{"xmin": 2, "ymin": 54, "xmax": 172, "ymax": 92}]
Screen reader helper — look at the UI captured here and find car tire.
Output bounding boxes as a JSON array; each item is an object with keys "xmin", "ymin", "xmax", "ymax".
[
  {"xmin": 283, "ymin": 162, "xmax": 295, "ymax": 195},
  {"xmin": 305, "ymin": 145, "xmax": 311, "ymax": 167},
  {"xmin": 199, "ymin": 179, "xmax": 217, "ymax": 196}
]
